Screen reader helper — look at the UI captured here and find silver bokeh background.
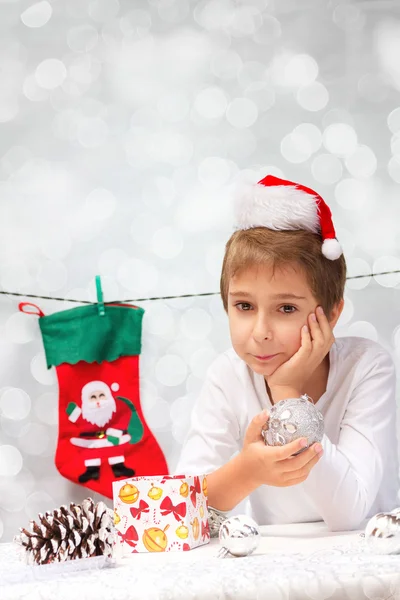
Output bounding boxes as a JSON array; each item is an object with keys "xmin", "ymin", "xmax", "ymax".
[{"xmin": 1, "ymin": 0, "xmax": 400, "ymax": 542}]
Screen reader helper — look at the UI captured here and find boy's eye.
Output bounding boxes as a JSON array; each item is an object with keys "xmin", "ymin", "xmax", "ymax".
[
  {"xmin": 235, "ymin": 302, "xmax": 253, "ymax": 311},
  {"xmin": 280, "ymin": 305, "xmax": 297, "ymax": 314}
]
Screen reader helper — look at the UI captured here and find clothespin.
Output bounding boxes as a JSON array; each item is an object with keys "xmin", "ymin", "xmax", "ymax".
[{"xmin": 95, "ymin": 275, "xmax": 105, "ymax": 316}]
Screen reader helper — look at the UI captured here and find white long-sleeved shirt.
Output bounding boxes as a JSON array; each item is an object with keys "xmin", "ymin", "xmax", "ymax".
[{"xmin": 176, "ymin": 336, "xmax": 399, "ymax": 531}]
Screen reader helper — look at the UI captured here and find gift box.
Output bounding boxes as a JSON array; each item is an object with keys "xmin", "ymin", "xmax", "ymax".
[{"xmin": 112, "ymin": 474, "xmax": 210, "ymax": 553}]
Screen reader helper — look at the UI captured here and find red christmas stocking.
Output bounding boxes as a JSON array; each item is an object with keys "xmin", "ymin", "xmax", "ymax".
[{"xmin": 19, "ymin": 278, "xmax": 169, "ymax": 499}]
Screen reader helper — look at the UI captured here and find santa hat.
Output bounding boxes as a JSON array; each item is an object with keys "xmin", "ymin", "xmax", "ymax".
[{"xmin": 234, "ymin": 174, "xmax": 342, "ymax": 260}]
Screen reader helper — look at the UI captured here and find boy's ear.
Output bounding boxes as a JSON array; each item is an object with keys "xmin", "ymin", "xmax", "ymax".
[{"xmin": 329, "ymin": 298, "xmax": 344, "ymax": 328}]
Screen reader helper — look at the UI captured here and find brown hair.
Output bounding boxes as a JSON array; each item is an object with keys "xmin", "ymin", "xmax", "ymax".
[{"xmin": 220, "ymin": 228, "xmax": 346, "ymax": 318}]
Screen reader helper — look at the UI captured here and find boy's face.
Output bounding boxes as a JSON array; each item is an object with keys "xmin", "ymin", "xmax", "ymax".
[{"xmin": 227, "ymin": 262, "xmax": 341, "ymax": 378}]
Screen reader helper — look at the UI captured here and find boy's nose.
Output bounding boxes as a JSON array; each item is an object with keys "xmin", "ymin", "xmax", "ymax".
[{"xmin": 252, "ymin": 318, "xmax": 273, "ymax": 342}]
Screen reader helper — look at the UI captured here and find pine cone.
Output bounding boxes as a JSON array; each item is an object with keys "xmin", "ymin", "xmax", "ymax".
[{"xmin": 14, "ymin": 498, "xmax": 116, "ymax": 565}]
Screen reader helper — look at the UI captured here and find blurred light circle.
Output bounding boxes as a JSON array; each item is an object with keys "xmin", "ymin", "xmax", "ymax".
[
  {"xmin": 157, "ymin": 91, "xmax": 189, "ymax": 123},
  {"xmin": 185, "ymin": 374, "xmax": 203, "ymax": 395},
  {"xmin": 285, "ymin": 54, "xmax": 318, "ymax": 87},
  {"xmin": 34, "ymin": 392, "xmax": 58, "ymax": 425},
  {"xmin": 35, "ymin": 59, "xmax": 67, "ymax": 90},
  {"xmin": 0, "ymin": 480, "xmax": 26, "ymax": 512},
  {"xmin": 37, "ymin": 260, "xmax": 68, "ymax": 292},
  {"xmin": 335, "ymin": 226, "xmax": 356, "ymax": 257},
  {"xmin": 280, "ymin": 132, "xmax": 312, "ymax": 164},
  {"xmin": 145, "ymin": 399, "xmax": 171, "ymax": 430},
  {"xmin": 144, "ymin": 304, "xmax": 174, "ymax": 336},
  {"xmin": 226, "ymin": 98, "xmax": 258, "ymax": 128},
  {"xmin": 77, "ymin": 117, "xmax": 108, "ymax": 148},
  {"xmin": 323, "ymin": 123, "xmax": 357, "ymax": 157},
  {"xmin": 237, "ymin": 61, "xmax": 265, "ymax": 88},
  {"xmin": 142, "ymin": 177, "xmax": 176, "ymax": 208},
  {"xmin": 189, "ymin": 347, "xmax": 218, "ymax": 379},
  {"xmin": 25, "ymin": 491, "xmax": 55, "ymax": 520},
  {"xmin": 158, "ymin": 1, "xmax": 189, "ymax": 23},
  {"xmin": 30, "ymin": 353, "xmax": 56, "ymax": 385},
  {"xmin": 130, "ymin": 212, "xmax": 159, "ymax": 246},
  {"xmin": 333, "ymin": 4, "xmax": 365, "ymax": 32},
  {"xmin": 205, "ymin": 242, "xmax": 225, "ymax": 278},
  {"xmin": 0, "ymin": 415, "xmax": 30, "ymax": 438},
  {"xmin": 120, "ymin": 9, "xmax": 152, "ymax": 37},
  {"xmin": 21, "ymin": 1, "xmax": 52, "ymax": 28},
  {"xmin": 89, "ymin": 0, "xmax": 120, "ymax": 22},
  {"xmin": 98, "ymin": 248, "xmax": 129, "ymax": 276},
  {"xmin": 211, "ymin": 49, "xmax": 242, "ymax": 80},
  {"xmin": 18, "ymin": 423, "xmax": 50, "ymax": 456},
  {"xmin": 23, "ymin": 74, "xmax": 49, "ymax": 102},
  {"xmin": 373, "ymin": 256, "xmax": 400, "ymax": 287},
  {"xmin": 0, "ymin": 445, "xmax": 23, "ymax": 476},
  {"xmin": 179, "ymin": 308, "xmax": 213, "ymax": 341},
  {"xmin": 294, "ymin": 123, "xmax": 322, "ymax": 153},
  {"xmin": 226, "ymin": 129, "xmax": 257, "ymax": 160},
  {"xmin": 347, "ymin": 321, "xmax": 378, "ymax": 341},
  {"xmin": 4, "ymin": 312, "xmax": 37, "ymax": 344},
  {"xmin": 0, "ymin": 388, "xmax": 31, "ymax": 420},
  {"xmin": 67, "ymin": 24, "xmax": 99, "ymax": 52},
  {"xmin": 151, "ymin": 131, "xmax": 193, "ymax": 166},
  {"xmin": 388, "ymin": 107, "xmax": 400, "ymax": 134},
  {"xmin": 311, "ymin": 153, "xmax": 343, "ymax": 184},
  {"xmin": 390, "ymin": 133, "xmax": 400, "ymax": 156},
  {"xmin": 335, "ymin": 178, "xmax": 367, "ymax": 210},
  {"xmin": 253, "ymin": 15, "xmax": 281, "ymax": 44},
  {"xmin": 322, "ymin": 108, "xmax": 354, "ymax": 129},
  {"xmin": 357, "ymin": 73, "xmax": 388, "ymax": 103},
  {"xmin": 194, "ymin": 87, "xmax": 227, "ymax": 119},
  {"xmin": 198, "ymin": 157, "xmax": 231, "ymax": 188},
  {"xmin": 345, "ymin": 145, "xmax": 377, "ymax": 178},
  {"xmin": 388, "ymin": 156, "xmax": 400, "ymax": 183},
  {"xmin": 85, "ymin": 188, "xmax": 116, "ymax": 220},
  {"xmin": 227, "ymin": 5, "xmax": 262, "ymax": 37},
  {"xmin": 336, "ymin": 296, "xmax": 354, "ymax": 326},
  {"xmin": 52, "ymin": 109, "xmax": 80, "ymax": 141},
  {"xmin": 296, "ymin": 82, "xmax": 328, "ymax": 112},
  {"xmin": 117, "ymin": 258, "xmax": 158, "ymax": 294},
  {"xmin": 346, "ymin": 258, "xmax": 371, "ymax": 290},
  {"xmin": 244, "ymin": 82, "xmax": 275, "ymax": 112},
  {"xmin": 41, "ymin": 229, "xmax": 71, "ymax": 260},
  {"xmin": 155, "ymin": 355, "xmax": 187, "ymax": 386},
  {"xmin": 151, "ymin": 227, "xmax": 183, "ymax": 259},
  {"xmin": 0, "ymin": 98, "xmax": 19, "ymax": 123}
]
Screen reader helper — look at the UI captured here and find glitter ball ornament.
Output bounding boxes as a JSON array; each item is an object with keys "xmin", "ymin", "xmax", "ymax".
[
  {"xmin": 262, "ymin": 396, "xmax": 324, "ymax": 452},
  {"xmin": 218, "ymin": 515, "xmax": 260, "ymax": 558},
  {"xmin": 364, "ymin": 509, "xmax": 400, "ymax": 554}
]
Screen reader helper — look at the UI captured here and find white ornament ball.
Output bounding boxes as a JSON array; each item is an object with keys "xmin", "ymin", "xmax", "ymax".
[
  {"xmin": 262, "ymin": 396, "xmax": 324, "ymax": 452},
  {"xmin": 218, "ymin": 514, "xmax": 260, "ymax": 558},
  {"xmin": 364, "ymin": 509, "xmax": 400, "ymax": 554}
]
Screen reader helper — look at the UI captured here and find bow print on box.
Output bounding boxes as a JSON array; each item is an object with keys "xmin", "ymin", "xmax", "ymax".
[
  {"xmin": 19, "ymin": 276, "xmax": 168, "ymax": 499},
  {"xmin": 113, "ymin": 475, "xmax": 210, "ymax": 553}
]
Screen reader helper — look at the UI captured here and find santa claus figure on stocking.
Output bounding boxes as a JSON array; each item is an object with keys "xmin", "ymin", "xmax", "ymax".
[{"xmin": 67, "ymin": 380, "xmax": 137, "ymax": 483}]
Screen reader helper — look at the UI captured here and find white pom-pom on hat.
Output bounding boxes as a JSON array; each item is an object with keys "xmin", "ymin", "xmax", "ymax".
[{"xmin": 234, "ymin": 174, "xmax": 343, "ymax": 260}]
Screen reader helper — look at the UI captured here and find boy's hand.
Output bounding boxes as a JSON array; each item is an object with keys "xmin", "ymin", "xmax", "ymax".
[
  {"xmin": 267, "ymin": 306, "xmax": 334, "ymax": 401},
  {"xmin": 241, "ymin": 412, "xmax": 323, "ymax": 488}
]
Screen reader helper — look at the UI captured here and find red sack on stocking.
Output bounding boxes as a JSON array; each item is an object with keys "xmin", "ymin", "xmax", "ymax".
[{"xmin": 19, "ymin": 278, "xmax": 168, "ymax": 499}]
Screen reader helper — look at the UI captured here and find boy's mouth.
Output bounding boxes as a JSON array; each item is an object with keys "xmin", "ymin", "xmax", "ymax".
[{"xmin": 253, "ymin": 354, "xmax": 278, "ymax": 361}]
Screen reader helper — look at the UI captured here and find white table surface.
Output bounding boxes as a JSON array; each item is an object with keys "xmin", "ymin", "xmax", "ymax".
[{"xmin": 2, "ymin": 521, "xmax": 400, "ymax": 600}]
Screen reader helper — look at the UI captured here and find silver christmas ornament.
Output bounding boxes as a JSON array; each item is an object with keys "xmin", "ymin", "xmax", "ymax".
[
  {"xmin": 262, "ymin": 395, "xmax": 324, "ymax": 453},
  {"xmin": 364, "ymin": 509, "xmax": 400, "ymax": 554},
  {"xmin": 218, "ymin": 514, "xmax": 260, "ymax": 558},
  {"xmin": 208, "ymin": 506, "xmax": 228, "ymax": 538}
]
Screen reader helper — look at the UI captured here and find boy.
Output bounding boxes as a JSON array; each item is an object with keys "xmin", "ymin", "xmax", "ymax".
[{"xmin": 176, "ymin": 175, "xmax": 399, "ymax": 531}]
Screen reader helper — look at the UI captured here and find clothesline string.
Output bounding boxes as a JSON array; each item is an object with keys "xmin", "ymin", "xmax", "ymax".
[{"xmin": 0, "ymin": 269, "xmax": 398, "ymax": 305}]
